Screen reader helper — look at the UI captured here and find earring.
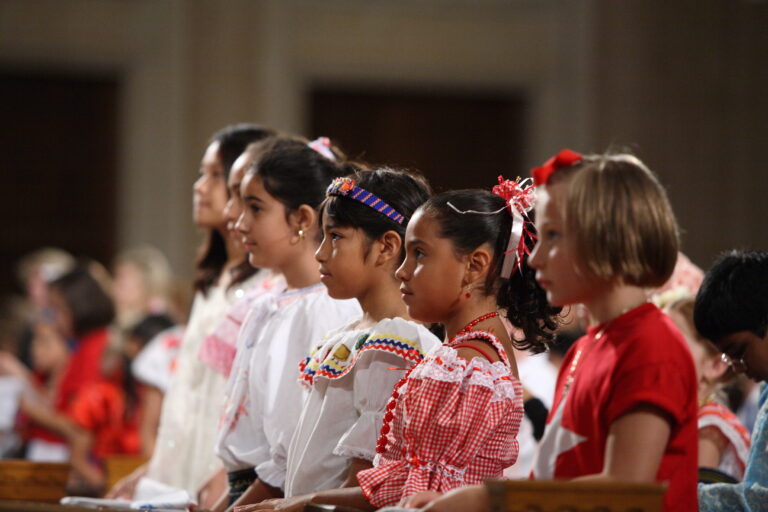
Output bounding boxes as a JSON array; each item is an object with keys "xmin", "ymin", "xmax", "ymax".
[
  {"xmin": 465, "ymin": 285, "xmax": 472, "ymax": 299},
  {"xmin": 297, "ymin": 229, "xmax": 305, "ymax": 240}
]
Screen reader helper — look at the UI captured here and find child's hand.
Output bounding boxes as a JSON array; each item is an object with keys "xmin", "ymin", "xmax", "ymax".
[
  {"xmin": 104, "ymin": 463, "xmax": 147, "ymax": 499},
  {"xmin": 233, "ymin": 495, "xmax": 309, "ymax": 512},
  {"xmin": 399, "ymin": 490, "xmax": 442, "ymax": 508}
]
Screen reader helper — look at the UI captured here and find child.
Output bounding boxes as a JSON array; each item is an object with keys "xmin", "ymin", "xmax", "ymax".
[
  {"xmin": 247, "ymin": 179, "xmax": 560, "ymax": 511},
  {"xmin": 213, "ymin": 138, "xmax": 362, "ymax": 510},
  {"xmin": 198, "ymin": 137, "xmax": 288, "ymax": 379},
  {"xmin": 415, "ymin": 150, "xmax": 699, "ymax": 512},
  {"xmin": 666, "ymin": 296, "xmax": 751, "ymax": 481},
  {"xmin": 528, "ymin": 150, "xmax": 698, "ymax": 510},
  {"xmin": 694, "ymin": 250, "xmax": 768, "ymax": 511},
  {"xmin": 279, "ymin": 169, "xmax": 441, "ymax": 503},
  {"xmin": 66, "ymin": 314, "xmax": 177, "ymax": 494},
  {"xmin": 107, "ymin": 123, "xmax": 274, "ymax": 501}
]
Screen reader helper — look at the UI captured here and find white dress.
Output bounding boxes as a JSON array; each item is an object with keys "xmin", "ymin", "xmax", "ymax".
[
  {"xmin": 284, "ymin": 317, "xmax": 440, "ymax": 497},
  {"xmin": 215, "ymin": 284, "xmax": 361, "ymax": 490},
  {"xmin": 140, "ymin": 270, "xmax": 267, "ymax": 496}
]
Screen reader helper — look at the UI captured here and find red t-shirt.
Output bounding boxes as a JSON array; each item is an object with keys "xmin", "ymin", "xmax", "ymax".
[
  {"xmin": 533, "ymin": 303, "xmax": 698, "ymax": 512},
  {"xmin": 28, "ymin": 328, "xmax": 110, "ymax": 444},
  {"xmin": 69, "ymin": 380, "xmax": 141, "ymax": 459}
]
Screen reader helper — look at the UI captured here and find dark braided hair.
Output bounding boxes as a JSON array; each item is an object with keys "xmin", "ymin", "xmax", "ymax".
[{"xmin": 421, "ymin": 190, "xmax": 560, "ymax": 352}]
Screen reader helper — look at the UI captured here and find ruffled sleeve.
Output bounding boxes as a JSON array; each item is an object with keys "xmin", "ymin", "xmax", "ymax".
[
  {"xmin": 323, "ymin": 319, "xmax": 440, "ymax": 462},
  {"xmin": 333, "ymin": 350, "xmax": 412, "ymax": 461},
  {"xmin": 357, "ymin": 344, "xmax": 523, "ymax": 508}
]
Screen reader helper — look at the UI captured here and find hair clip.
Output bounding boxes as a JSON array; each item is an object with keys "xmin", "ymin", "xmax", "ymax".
[
  {"xmin": 308, "ymin": 137, "xmax": 337, "ymax": 161},
  {"xmin": 326, "ymin": 177, "xmax": 405, "ymax": 224},
  {"xmin": 447, "ymin": 176, "xmax": 537, "ymax": 278},
  {"xmin": 492, "ymin": 176, "xmax": 537, "ymax": 278},
  {"xmin": 531, "ymin": 149, "xmax": 582, "ymax": 185}
]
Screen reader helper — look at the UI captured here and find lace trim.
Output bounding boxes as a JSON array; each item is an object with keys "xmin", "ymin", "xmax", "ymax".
[{"xmin": 409, "ymin": 346, "xmax": 520, "ymax": 402}]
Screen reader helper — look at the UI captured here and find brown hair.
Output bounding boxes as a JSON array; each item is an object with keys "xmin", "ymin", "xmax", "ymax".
[{"xmin": 548, "ymin": 153, "xmax": 679, "ymax": 287}]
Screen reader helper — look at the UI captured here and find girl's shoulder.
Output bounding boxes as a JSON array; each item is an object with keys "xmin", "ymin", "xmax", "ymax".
[
  {"xmin": 368, "ymin": 317, "xmax": 441, "ymax": 350},
  {"xmin": 277, "ymin": 284, "xmax": 360, "ymax": 316},
  {"xmin": 447, "ymin": 330, "xmax": 510, "ymax": 365},
  {"xmin": 408, "ymin": 342, "xmax": 522, "ymax": 404},
  {"xmin": 412, "ymin": 331, "xmax": 519, "ymax": 388},
  {"xmin": 298, "ymin": 318, "xmax": 438, "ymax": 386}
]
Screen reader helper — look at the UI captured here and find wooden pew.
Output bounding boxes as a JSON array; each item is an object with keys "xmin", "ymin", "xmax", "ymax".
[
  {"xmin": 103, "ymin": 455, "xmax": 147, "ymax": 493},
  {"xmin": 0, "ymin": 460, "xmax": 70, "ymax": 503},
  {"xmin": 485, "ymin": 479, "xmax": 666, "ymax": 512}
]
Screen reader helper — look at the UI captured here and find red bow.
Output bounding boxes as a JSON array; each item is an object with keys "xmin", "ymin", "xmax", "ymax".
[
  {"xmin": 492, "ymin": 176, "xmax": 536, "ymax": 214},
  {"xmin": 531, "ymin": 149, "xmax": 582, "ymax": 185}
]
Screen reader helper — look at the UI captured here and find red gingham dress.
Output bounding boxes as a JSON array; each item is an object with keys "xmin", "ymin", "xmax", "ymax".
[{"xmin": 357, "ymin": 330, "xmax": 524, "ymax": 508}]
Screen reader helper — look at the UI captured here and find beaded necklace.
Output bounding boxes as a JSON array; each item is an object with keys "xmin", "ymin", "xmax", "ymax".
[{"xmin": 375, "ymin": 311, "xmax": 499, "ymax": 454}]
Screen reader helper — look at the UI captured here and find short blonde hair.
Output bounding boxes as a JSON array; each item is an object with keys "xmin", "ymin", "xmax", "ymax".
[{"xmin": 549, "ymin": 153, "xmax": 679, "ymax": 287}]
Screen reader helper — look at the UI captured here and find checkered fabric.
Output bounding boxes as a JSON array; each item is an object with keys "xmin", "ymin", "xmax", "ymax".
[{"xmin": 357, "ymin": 331, "xmax": 524, "ymax": 508}]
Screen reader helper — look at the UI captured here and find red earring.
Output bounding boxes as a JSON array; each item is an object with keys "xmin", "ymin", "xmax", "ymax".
[{"xmin": 465, "ymin": 285, "xmax": 471, "ymax": 299}]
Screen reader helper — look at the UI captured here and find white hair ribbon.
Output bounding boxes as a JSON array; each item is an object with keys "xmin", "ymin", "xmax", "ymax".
[
  {"xmin": 308, "ymin": 137, "xmax": 336, "ymax": 161},
  {"xmin": 448, "ymin": 177, "xmax": 536, "ymax": 279}
]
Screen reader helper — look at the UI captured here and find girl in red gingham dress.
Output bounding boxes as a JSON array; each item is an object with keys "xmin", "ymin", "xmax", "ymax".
[
  {"xmin": 239, "ymin": 183, "xmax": 559, "ymax": 512},
  {"xmin": 357, "ymin": 185, "xmax": 559, "ymax": 509}
]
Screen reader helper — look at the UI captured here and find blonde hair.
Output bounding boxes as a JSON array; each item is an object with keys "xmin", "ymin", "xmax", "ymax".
[
  {"xmin": 549, "ymin": 153, "xmax": 678, "ymax": 287},
  {"xmin": 114, "ymin": 245, "xmax": 172, "ymax": 299}
]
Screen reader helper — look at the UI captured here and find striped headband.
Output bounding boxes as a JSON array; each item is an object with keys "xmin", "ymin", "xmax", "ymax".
[{"xmin": 326, "ymin": 178, "xmax": 405, "ymax": 224}]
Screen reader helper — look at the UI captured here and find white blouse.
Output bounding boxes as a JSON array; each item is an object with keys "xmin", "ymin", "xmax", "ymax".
[
  {"xmin": 284, "ymin": 317, "xmax": 440, "ymax": 497},
  {"xmin": 132, "ymin": 325, "xmax": 185, "ymax": 393},
  {"xmin": 140, "ymin": 270, "xmax": 267, "ymax": 496},
  {"xmin": 215, "ymin": 284, "xmax": 361, "ymax": 490}
]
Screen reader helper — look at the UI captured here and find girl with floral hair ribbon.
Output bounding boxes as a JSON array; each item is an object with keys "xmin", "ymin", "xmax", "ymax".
[
  {"xmin": 418, "ymin": 150, "xmax": 698, "ymax": 512},
  {"xmin": 240, "ymin": 178, "xmax": 559, "ymax": 511}
]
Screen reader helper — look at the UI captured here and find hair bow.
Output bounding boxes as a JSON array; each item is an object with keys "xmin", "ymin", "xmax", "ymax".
[
  {"xmin": 492, "ymin": 176, "xmax": 537, "ymax": 278},
  {"xmin": 308, "ymin": 137, "xmax": 337, "ymax": 161},
  {"xmin": 531, "ymin": 149, "xmax": 582, "ymax": 185}
]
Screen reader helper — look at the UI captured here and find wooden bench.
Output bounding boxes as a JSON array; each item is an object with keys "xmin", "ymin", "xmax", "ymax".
[
  {"xmin": 103, "ymin": 455, "xmax": 147, "ymax": 492},
  {"xmin": 0, "ymin": 460, "xmax": 70, "ymax": 503},
  {"xmin": 486, "ymin": 479, "xmax": 666, "ymax": 512}
]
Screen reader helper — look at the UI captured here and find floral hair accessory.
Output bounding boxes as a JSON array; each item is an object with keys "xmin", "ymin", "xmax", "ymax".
[
  {"xmin": 493, "ymin": 176, "xmax": 537, "ymax": 278},
  {"xmin": 446, "ymin": 176, "xmax": 537, "ymax": 278},
  {"xmin": 531, "ymin": 148, "xmax": 582, "ymax": 185},
  {"xmin": 308, "ymin": 137, "xmax": 337, "ymax": 161},
  {"xmin": 326, "ymin": 177, "xmax": 405, "ymax": 224}
]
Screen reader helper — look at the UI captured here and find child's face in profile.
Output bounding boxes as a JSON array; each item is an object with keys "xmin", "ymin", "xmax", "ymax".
[
  {"xmin": 224, "ymin": 152, "xmax": 251, "ymax": 243},
  {"xmin": 716, "ymin": 330, "xmax": 768, "ymax": 382},
  {"xmin": 316, "ymin": 215, "xmax": 374, "ymax": 300},
  {"xmin": 396, "ymin": 209, "xmax": 466, "ymax": 324},
  {"xmin": 237, "ymin": 173, "xmax": 296, "ymax": 270},
  {"xmin": 529, "ymin": 182, "xmax": 605, "ymax": 308},
  {"xmin": 31, "ymin": 323, "xmax": 68, "ymax": 375},
  {"xmin": 193, "ymin": 141, "xmax": 229, "ymax": 230}
]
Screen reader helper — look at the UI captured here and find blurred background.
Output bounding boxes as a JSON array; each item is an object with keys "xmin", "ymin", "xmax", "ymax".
[{"xmin": 1, "ymin": 0, "xmax": 767, "ymax": 296}]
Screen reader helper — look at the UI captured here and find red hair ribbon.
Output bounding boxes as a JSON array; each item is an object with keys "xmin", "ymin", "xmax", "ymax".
[{"xmin": 531, "ymin": 148, "xmax": 582, "ymax": 185}]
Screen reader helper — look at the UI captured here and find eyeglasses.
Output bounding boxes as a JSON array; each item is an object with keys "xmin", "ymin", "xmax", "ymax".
[{"xmin": 721, "ymin": 352, "xmax": 747, "ymax": 373}]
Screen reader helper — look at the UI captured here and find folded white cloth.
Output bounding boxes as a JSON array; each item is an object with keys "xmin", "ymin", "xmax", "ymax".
[{"xmin": 61, "ymin": 479, "xmax": 195, "ymax": 510}]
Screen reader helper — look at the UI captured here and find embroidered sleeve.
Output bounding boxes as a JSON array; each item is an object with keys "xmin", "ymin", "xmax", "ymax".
[{"xmin": 334, "ymin": 350, "xmax": 410, "ymax": 461}]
